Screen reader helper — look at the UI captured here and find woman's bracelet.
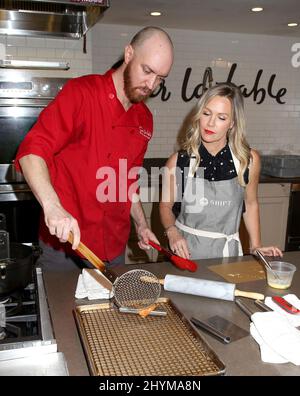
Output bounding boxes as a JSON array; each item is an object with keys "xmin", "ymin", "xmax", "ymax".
[{"xmin": 164, "ymin": 225, "xmax": 177, "ymax": 236}]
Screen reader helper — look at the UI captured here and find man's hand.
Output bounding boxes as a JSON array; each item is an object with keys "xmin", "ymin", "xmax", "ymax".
[
  {"xmin": 136, "ymin": 226, "xmax": 160, "ymax": 250},
  {"xmin": 130, "ymin": 200, "xmax": 159, "ymax": 250},
  {"xmin": 44, "ymin": 202, "xmax": 80, "ymax": 250}
]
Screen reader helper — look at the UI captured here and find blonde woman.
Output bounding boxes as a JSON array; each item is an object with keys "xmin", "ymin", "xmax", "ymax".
[{"xmin": 159, "ymin": 82, "xmax": 282, "ymax": 260}]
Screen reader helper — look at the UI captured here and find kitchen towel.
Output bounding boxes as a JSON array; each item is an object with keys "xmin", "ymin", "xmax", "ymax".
[
  {"xmin": 75, "ymin": 269, "xmax": 111, "ymax": 300},
  {"xmin": 264, "ymin": 294, "xmax": 300, "ymax": 327},
  {"xmin": 250, "ymin": 311, "xmax": 300, "ymax": 365},
  {"xmin": 250, "ymin": 321, "xmax": 288, "ymax": 364}
]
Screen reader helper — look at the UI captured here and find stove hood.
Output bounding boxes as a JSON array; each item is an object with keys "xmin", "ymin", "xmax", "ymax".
[{"xmin": 0, "ymin": 0, "xmax": 110, "ymax": 39}]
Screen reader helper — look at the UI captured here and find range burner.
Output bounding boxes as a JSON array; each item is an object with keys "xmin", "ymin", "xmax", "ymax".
[
  {"xmin": 0, "ymin": 297, "xmax": 9, "ymax": 304},
  {"xmin": 0, "ymin": 282, "xmax": 41, "ymax": 343},
  {"xmin": 0, "ymin": 268, "xmax": 57, "ymax": 362},
  {"xmin": 0, "ymin": 323, "xmax": 23, "ymax": 340},
  {"xmin": 0, "ymin": 326, "xmax": 5, "ymax": 340}
]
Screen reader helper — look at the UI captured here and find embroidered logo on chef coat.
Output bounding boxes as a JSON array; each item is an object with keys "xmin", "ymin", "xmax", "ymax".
[{"xmin": 138, "ymin": 126, "xmax": 152, "ymax": 140}]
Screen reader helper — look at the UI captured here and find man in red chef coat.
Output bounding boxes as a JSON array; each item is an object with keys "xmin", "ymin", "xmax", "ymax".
[{"xmin": 15, "ymin": 26, "xmax": 174, "ymax": 270}]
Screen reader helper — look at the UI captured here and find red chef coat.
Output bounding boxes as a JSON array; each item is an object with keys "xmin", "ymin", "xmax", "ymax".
[{"xmin": 15, "ymin": 70, "xmax": 153, "ymax": 260}]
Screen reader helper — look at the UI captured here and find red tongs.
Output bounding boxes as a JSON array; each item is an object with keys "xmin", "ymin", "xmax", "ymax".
[
  {"xmin": 148, "ymin": 240, "xmax": 198, "ymax": 272},
  {"xmin": 272, "ymin": 296, "xmax": 300, "ymax": 314}
]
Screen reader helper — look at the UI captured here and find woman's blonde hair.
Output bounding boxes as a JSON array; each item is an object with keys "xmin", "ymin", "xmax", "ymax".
[{"xmin": 181, "ymin": 82, "xmax": 250, "ymax": 186}]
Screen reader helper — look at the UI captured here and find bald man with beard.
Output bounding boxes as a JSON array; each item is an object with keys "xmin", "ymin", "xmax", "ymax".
[{"xmin": 15, "ymin": 27, "xmax": 174, "ymax": 271}]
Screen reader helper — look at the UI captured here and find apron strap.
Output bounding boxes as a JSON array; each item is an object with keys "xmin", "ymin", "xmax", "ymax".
[
  {"xmin": 188, "ymin": 156, "xmax": 197, "ymax": 177},
  {"xmin": 175, "ymin": 220, "xmax": 243, "ymax": 257},
  {"xmin": 229, "ymin": 145, "xmax": 240, "ymax": 174}
]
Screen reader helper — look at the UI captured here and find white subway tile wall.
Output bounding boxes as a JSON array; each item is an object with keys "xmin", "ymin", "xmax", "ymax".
[
  {"xmin": 92, "ymin": 24, "xmax": 300, "ymax": 158},
  {"xmin": 1, "ymin": 24, "xmax": 299, "ymax": 158},
  {"xmin": 0, "ymin": 34, "xmax": 93, "ymax": 78}
]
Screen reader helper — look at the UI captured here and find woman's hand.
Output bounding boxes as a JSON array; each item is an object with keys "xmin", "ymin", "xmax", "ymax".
[
  {"xmin": 167, "ymin": 227, "xmax": 190, "ymax": 259},
  {"xmin": 252, "ymin": 246, "xmax": 283, "ymax": 257}
]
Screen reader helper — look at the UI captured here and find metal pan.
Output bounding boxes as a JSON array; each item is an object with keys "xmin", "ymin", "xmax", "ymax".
[{"xmin": 74, "ymin": 298, "xmax": 226, "ymax": 376}]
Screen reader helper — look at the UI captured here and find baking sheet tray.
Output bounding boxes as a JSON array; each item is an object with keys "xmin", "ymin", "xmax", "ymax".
[{"xmin": 74, "ymin": 298, "xmax": 226, "ymax": 376}]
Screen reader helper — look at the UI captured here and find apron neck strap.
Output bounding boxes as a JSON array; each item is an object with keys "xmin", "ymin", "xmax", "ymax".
[
  {"xmin": 188, "ymin": 156, "xmax": 197, "ymax": 177},
  {"xmin": 228, "ymin": 145, "xmax": 240, "ymax": 173}
]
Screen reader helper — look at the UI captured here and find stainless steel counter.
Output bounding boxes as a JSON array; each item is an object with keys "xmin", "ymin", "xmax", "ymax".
[
  {"xmin": 0, "ymin": 268, "xmax": 69, "ymax": 376},
  {"xmin": 0, "ymin": 352, "xmax": 68, "ymax": 376},
  {"xmin": 43, "ymin": 252, "xmax": 300, "ymax": 376}
]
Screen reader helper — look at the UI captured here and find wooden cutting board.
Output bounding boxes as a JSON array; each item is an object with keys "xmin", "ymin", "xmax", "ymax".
[{"xmin": 208, "ymin": 260, "xmax": 266, "ymax": 284}]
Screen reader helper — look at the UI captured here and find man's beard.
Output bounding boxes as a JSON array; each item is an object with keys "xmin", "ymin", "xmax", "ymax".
[{"xmin": 124, "ymin": 62, "xmax": 152, "ymax": 103}]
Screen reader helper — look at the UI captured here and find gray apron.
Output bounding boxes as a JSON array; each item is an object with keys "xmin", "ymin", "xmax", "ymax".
[{"xmin": 175, "ymin": 147, "xmax": 245, "ymax": 259}]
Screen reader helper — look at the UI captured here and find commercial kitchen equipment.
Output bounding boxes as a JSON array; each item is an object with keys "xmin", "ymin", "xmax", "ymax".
[
  {"xmin": 0, "ymin": 0, "xmax": 110, "ymax": 39},
  {"xmin": 0, "ymin": 72, "xmax": 68, "ymax": 242},
  {"xmin": 74, "ymin": 298, "xmax": 226, "ymax": 376},
  {"xmin": 0, "ymin": 267, "xmax": 69, "ymax": 375}
]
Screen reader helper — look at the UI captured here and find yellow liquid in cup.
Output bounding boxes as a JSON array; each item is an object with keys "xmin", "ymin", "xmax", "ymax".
[
  {"xmin": 266, "ymin": 261, "xmax": 296, "ymax": 290},
  {"xmin": 267, "ymin": 281, "xmax": 291, "ymax": 289}
]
